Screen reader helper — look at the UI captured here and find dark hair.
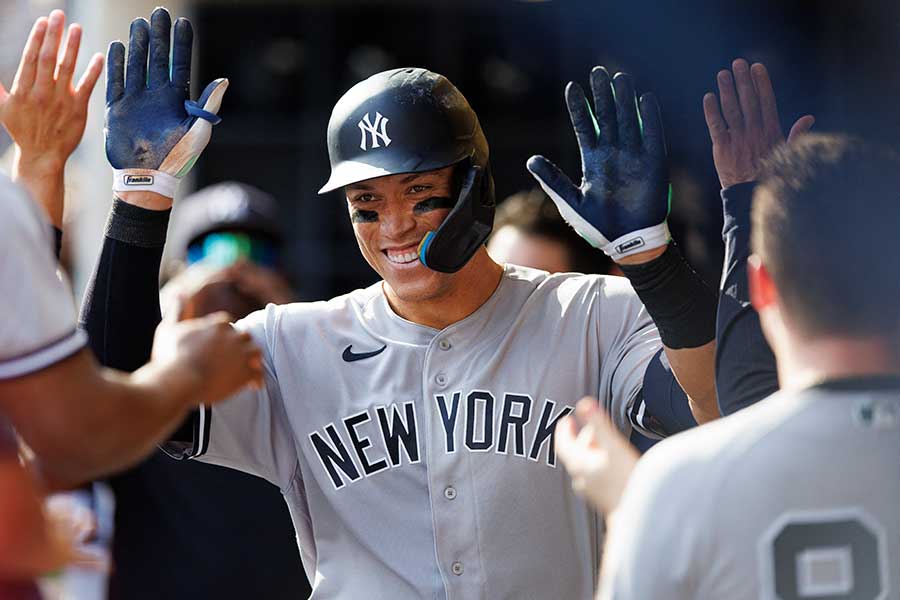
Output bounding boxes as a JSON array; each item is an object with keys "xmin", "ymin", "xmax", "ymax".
[
  {"xmin": 492, "ymin": 189, "xmax": 613, "ymax": 275},
  {"xmin": 753, "ymin": 133, "xmax": 900, "ymax": 338}
]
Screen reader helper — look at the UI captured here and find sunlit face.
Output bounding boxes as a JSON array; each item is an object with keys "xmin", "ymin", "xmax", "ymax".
[{"xmin": 345, "ymin": 166, "xmax": 458, "ymax": 303}]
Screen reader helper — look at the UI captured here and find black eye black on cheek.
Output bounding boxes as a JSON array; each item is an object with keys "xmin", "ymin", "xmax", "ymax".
[
  {"xmin": 413, "ymin": 196, "xmax": 455, "ymax": 214},
  {"xmin": 351, "ymin": 209, "xmax": 379, "ymax": 223}
]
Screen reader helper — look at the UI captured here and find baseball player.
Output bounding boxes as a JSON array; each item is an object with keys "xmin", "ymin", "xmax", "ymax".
[
  {"xmin": 0, "ymin": 9, "xmax": 262, "ymax": 492},
  {"xmin": 86, "ymin": 8, "xmax": 723, "ymax": 598}
]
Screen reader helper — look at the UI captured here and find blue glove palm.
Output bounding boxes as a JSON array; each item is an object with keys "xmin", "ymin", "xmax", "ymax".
[
  {"xmin": 527, "ymin": 67, "xmax": 670, "ymax": 261},
  {"xmin": 106, "ymin": 8, "xmax": 227, "ymax": 198}
]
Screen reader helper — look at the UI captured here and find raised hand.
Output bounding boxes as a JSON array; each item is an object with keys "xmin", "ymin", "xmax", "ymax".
[
  {"xmin": 555, "ymin": 397, "xmax": 639, "ymax": 515},
  {"xmin": 0, "ymin": 10, "xmax": 104, "ymax": 227},
  {"xmin": 106, "ymin": 7, "xmax": 228, "ymax": 203},
  {"xmin": 527, "ymin": 67, "xmax": 670, "ymax": 264},
  {"xmin": 703, "ymin": 59, "xmax": 814, "ymax": 189}
]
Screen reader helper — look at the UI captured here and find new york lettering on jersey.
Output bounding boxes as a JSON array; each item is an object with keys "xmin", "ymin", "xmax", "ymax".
[{"xmin": 193, "ymin": 266, "xmax": 660, "ymax": 598}]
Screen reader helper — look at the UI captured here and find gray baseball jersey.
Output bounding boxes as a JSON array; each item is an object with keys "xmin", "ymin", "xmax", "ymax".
[
  {"xmin": 182, "ymin": 266, "xmax": 662, "ymax": 598},
  {"xmin": 0, "ymin": 175, "xmax": 85, "ymax": 379},
  {"xmin": 601, "ymin": 378, "xmax": 900, "ymax": 600}
]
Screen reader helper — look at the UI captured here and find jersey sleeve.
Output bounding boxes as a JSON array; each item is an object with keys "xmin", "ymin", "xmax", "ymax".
[
  {"xmin": 0, "ymin": 178, "xmax": 85, "ymax": 379},
  {"xmin": 716, "ymin": 183, "xmax": 779, "ymax": 415},
  {"xmin": 166, "ymin": 305, "xmax": 298, "ymax": 490},
  {"xmin": 596, "ymin": 276, "xmax": 664, "ymax": 436},
  {"xmin": 597, "ymin": 440, "xmax": 709, "ymax": 599}
]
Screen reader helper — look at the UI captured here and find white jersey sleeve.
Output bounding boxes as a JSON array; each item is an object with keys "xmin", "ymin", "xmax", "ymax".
[
  {"xmin": 596, "ymin": 276, "xmax": 664, "ymax": 436},
  {"xmin": 0, "ymin": 176, "xmax": 85, "ymax": 379},
  {"xmin": 191, "ymin": 304, "xmax": 297, "ymax": 490}
]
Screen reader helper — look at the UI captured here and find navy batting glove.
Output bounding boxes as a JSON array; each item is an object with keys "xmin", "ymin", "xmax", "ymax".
[
  {"xmin": 106, "ymin": 8, "xmax": 228, "ymax": 199},
  {"xmin": 527, "ymin": 67, "xmax": 671, "ymax": 262}
]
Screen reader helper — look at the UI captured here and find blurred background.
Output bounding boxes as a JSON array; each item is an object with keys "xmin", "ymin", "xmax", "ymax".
[{"xmin": 2, "ymin": 0, "xmax": 899, "ymax": 298}]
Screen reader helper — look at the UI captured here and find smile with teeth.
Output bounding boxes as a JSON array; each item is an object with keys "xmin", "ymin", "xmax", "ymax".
[{"xmin": 385, "ymin": 244, "xmax": 422, "ymax": 265}]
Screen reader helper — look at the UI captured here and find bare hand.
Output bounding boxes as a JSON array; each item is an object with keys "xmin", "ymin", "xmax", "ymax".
[
  {"xmin": 0, "ymin": 10, "xmax": 103, "ymax": 226},
  {"xmin": 703, "ymin": 59, "xmax": 814, "ymax": 189},
  {"xmin": 151, "ymin": 311, "xmax": 264, "ymax": 405},
  {"xmin": 555, "ymin": 397, "xmax": 639, "ymax": 515}
]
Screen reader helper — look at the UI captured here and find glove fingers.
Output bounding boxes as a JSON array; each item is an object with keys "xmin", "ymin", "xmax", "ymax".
[
  {"xmin": 612, "ymin": 72, "xmax": 641, "ymax": 152},
  {"xmin": 527, "ymin": 155, "xmax": 580, "ymax": 207},
  {"xmin": 196, "ymin": 78, "xmax": 228, "ymax": 113},
  {"xmin": 125, "ymin": 18, "xmax": 149, "ymax": 92},
  {"xmin": 148, "ymin": 7, "xmax": 171, "ymax": 88},
  {"xmin": 565, "ymin": 82, "xmax": 598, "ymax": 157},
  {"xmin": 106, "ymin": 41, "xmax": 125, "ymax": 104},
  {"xmin": 171, "ymin": 17, "xmax": 193, "ymax": 91},
  {"xmin": 590, "ymin": 66, "xmax": 617, "ymax": 146},
  {"xmin": 638, "ymin": 93, "xmax": 666, "ymax": 160}
]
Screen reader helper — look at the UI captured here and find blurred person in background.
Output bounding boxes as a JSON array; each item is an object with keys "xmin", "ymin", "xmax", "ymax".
[
  {"xmin": 487, "ymin": 188, "xmax": 619, "ymax": 276},
  {"xmin": 103, "ymin": 181, "xmax": 310, "ymax": 600}
]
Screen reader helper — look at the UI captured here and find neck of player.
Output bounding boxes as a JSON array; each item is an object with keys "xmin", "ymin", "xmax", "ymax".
[
  {"xmin": 385, "ymin": 249, "xmax": 504, "ymax": 330},
  {"xmin": 774, "ymin": 333, "xmax": 900, "ymax": 391}
]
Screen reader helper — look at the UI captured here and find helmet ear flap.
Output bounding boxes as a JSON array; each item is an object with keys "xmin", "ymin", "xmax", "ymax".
[{"xmin": 418, "ymin": 161, "xmax": 495, "ymax": 273}]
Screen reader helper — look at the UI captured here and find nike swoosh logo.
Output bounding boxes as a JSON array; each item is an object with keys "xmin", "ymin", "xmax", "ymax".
[{"xmin": 342, "ymin": 344, "xmax": 387, "ymax": 362}]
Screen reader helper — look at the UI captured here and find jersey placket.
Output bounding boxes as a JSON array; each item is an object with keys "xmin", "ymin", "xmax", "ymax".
[{"xmin": 422, "ymin": 331, "xmax": 487, "ymax": 599}]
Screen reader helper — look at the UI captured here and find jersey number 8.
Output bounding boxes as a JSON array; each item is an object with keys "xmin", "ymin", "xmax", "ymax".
[{"xmin": 765, "ymin": 511, "xmax": 887, "ymax": 600}]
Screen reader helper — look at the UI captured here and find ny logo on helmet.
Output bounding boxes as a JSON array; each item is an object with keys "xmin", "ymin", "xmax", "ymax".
[{"xmin": 358, "ymin": 112, "xmax": 392, "ymax": 151}]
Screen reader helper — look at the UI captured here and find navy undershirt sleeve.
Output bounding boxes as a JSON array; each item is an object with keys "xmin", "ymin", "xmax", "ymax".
[
  {"xmin": 715, "ymin": 183, "xmax": 779, "ymax": 415},
  {"xmin": 78, "ymin": 199, "xmax": 195, "ymax": 444},
  {"xmin": 78, "ymin": 199, "xmax": 168, "ymax": 371}
]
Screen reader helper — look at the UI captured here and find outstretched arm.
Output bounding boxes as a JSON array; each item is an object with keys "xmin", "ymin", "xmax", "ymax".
[
  {"xmin": 703, "ymin": 59, "xmax": 813, "ymax": 414},
  {"xmin": 529, "ymin": 66, "xmax": 718, "ymax": 423}
]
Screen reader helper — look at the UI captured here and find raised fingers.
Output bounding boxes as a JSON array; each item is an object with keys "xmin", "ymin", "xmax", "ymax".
[
  {"xmin": 11, "ymin": 17, "xmax": 48, "ymax": 93},
  {"xmin": 56, "ymin": 24, "xmax": 83, "ymax": 88},
  {"xmin": 75, "ymin": 53, "xmax": 105, "ymax": 106},
  {"xmin": 565, "ymin": 82, "xmax": 599, "ymax": 156},
  {"xmin": 639, "ymin": 93, "xmax": 666, "ymax": 159},
  {"xmin": 750, "ymin": 62, "xmax": 784, "ymax": 141},
  {"xmin": 171, "ymin": 18, "xmax": 194, "ymax": 91},
  {"xmin": 590, "ymin": 66, "xmax": 617, "ymax": 146},
  {"xmin": 702, "ymin": 92, "xmax": 728, "ymax": 144},
  {"xmin": 125, "ymin": 18, "xmax": 150, "ymax": 93},
  {"xmin": 33, "ymin": 10, "xmax": 66, "ymax": 94},
  {"xmin": 148, "ymin": 7, "xmax": 172, "ymax": 87},
  {"xmin": 612, "ymin": 72, "xmax": 641, "ymax": 152},
  {"xmin": 716, "ymin": 69, "xmax": 744, "ymax": 131},
  {"xmin": 106, "ymin": 41, "xmax": 125, "ymax": 104},
  {"xmin": 732, "ymin": 59, "xmax": 762, "ymax": 133}
]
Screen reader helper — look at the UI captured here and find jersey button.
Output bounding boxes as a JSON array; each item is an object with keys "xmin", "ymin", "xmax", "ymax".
[
  {"xmin": 451, "ymin": 561, "xmax": 464, "ymax": 576},
  {"xmin": 435, "ymin": 373, "xmax": 448, "ymax": 387},
  {"xmin": 443, "ymin": 486, "xmax": 457, "ymax": 500},
  {"xmin": 438, "ymin": 339, "xmax": 452, "ymax": 351}
]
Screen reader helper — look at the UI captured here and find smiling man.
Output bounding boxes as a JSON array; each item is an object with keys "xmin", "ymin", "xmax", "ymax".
[{"xmin": 85, "ymin": 10, "xmax": 719, "ymax": 598}]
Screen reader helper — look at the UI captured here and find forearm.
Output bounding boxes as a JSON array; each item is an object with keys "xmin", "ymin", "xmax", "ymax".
[
  {"xmin": 11, "ymin": 149, "xmax": 65, "ymax": 229},
  {"xmin": 664, "ymin": 341, "xmax": 717, "ymax": 423},
  {"xmin": 17, "ymin": 356, "xmax": 195, "ymax": 491},
  {"xmin": 715, "ymin": 183, "xmax": 778, "ymax": 414},
  {"xmin": 79, "ymin": 197, "xmax": 170, "ymax": 371},
  {"xmin": 619, "ymin": 243, "xmax": 719, "ymax": 423}
]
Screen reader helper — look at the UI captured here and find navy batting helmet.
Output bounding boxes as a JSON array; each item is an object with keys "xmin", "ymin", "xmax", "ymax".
[{"xmin": 319, "ymin": 68, "xmax": 495, "ymax": 273}]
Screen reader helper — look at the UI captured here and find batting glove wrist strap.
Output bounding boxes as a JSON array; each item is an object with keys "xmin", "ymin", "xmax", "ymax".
[
  {"xmin": 112, "ymin": 169, "xmax": 180, "ymax": 198},
  {"xmin": 539, "ymin": 178, "xmax": 671, "ymax": 260}
]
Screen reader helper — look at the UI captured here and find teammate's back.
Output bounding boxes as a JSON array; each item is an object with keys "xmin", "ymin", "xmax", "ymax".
[{"xmin": 607, "ymin": 379, "xmax": 899, "ymax": 599}]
